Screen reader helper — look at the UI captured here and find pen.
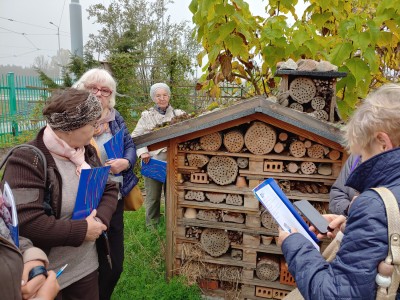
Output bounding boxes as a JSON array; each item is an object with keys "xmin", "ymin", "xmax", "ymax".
[{"xmin": 56, "ymin": 264, "xmax": 68, "ymax": 278}]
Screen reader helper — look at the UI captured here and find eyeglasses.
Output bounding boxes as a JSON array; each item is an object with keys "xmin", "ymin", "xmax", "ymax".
[{"xmin": 88, "ymin": 86, "xmax": 112, "ymax": 97}]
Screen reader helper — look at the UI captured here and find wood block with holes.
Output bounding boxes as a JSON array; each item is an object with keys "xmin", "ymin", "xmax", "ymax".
[
  {"xmin": 190, "ymin": 172, "xmax": 208, "ymax": 183},
  {"xmin": 244, "ymin": 195, "xmax": 259, "ymax": 209},
  {"xmin": 256, "ymin": 286, "xmax": 274, "ymax": 298},
  {"xmin": 243, "ymin": 233, "xmax": 260, "ymax": 247},
  {"xmin": 272, "ymin": 288, "xmax": 289, "ymax": 299},
  {"xmin": 263, "ymin": 161, "xmax": 284, "ymax": 173},
  {"xmin": 246, "ymin": 214, "xmax": 261, "ymax": 228},
  {"xmin": 249, "ymin": 158, "xmax": 264, "ymax": 172}
]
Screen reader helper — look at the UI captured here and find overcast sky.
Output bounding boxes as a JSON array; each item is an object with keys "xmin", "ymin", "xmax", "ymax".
[{"xmin": 0, "ymin": 0, "xmax": 300, "ymax": 68}]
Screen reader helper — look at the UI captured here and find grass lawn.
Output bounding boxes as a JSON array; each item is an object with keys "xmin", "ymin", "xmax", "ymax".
[{"xmin": 112, "ymin": 205, "xmax": 202, "ymax": 300}]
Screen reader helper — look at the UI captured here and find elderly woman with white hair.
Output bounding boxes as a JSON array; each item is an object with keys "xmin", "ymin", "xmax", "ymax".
[
  {"xmin": 131, "ymin": 82, "xmax": 185, "ymax": 227},
  {"xmin": 73, "ymin": 68, "xmax": 138, "ymax": 300},
  {"xmin": 278, "ymin": 83, "xmax": 400, "ymax": 299}
]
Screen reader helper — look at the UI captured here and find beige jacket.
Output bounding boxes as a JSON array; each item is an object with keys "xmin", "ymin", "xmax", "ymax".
[{"xmin": 131, "ymin": 106, "xmax": 185, "ymax": 161}]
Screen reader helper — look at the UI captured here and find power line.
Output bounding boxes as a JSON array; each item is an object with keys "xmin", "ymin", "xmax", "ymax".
[{"xmin": 0, "ymin": 16, "xmax": 70, "ymax": 35}]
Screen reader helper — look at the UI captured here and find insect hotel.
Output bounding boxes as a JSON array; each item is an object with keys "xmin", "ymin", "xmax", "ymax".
[{"xmin": 133, "ymin": 91, "xmax": 346, "ymax": 299}]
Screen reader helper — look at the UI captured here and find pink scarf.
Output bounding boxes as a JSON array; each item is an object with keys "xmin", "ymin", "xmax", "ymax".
[{"xmin": 43, "ymin": 125, "xmax": 91, "ymax": 176}]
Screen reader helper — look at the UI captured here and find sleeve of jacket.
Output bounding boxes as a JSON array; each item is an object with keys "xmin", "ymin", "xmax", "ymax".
[
  {"xmin": 115, "ymin": 111, "xmax": 137, "ymax": 170},
  {"xmin": 3, "ymin": 149, "xmax": 88, "ymax": 249},
  {"xmin": 329, "ymin": 154, "xmax": 358, "ymax": 215},
  {"xmin": 282, "ymin": 192, "xmax": 388, "ymax": 300},
  {"xmin": 131, "ymin": 112, "xmax": 150, "ymax": 157}
]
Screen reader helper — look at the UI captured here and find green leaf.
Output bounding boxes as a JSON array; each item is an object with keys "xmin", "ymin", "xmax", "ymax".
[
  {"xmin": 337, "ymin": 20, "xmax": 355, "ymax": 39},
  {"xmin": 328, "ymin": 42, "xmax": 353, "ymax": 66},
  {"xmin": 311, "ymin": 12, "xmax": 332, "ymax": 28},
  {"xmin": 363, "ymin": 48, "xmax": 379, "ymax": 73},
  {"xmin": 345, "ymin": 57, "xmax": 370, "ymax": 87},
  {"xmin": 215, "ymin": 21, "xmax": 236, "ymax": 44},
  {"xmin": 225, "ymin": 35, "xmax": 248, "ymax": 57},
  {"xmin": 215, "ymin": 3, "xmax": 235, "ymax": 15},
  {"xmin": 189, "ymin": 0, "xmax": 198, "ymax": 14},
  {"xmin": 348, "ymin": 31, "xmax": 370, "ymax": 52}
]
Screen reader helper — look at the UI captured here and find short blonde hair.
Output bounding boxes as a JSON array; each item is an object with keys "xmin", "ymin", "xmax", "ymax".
[
  {"xmin": 73, "ymin": 68, "xmax": 117, "ymax": 108},
  {"xmin": 344, "ymin": 83, "xmax": 400, "ymax": 153}
]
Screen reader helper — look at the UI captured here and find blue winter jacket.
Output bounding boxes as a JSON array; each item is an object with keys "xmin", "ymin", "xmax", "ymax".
[
  {"xmin": 109, "ymin": 110, "xmax": 138, "ymax": 197},
  {"xmin": 282, "ymin": 147, "xmax": 400, "ymax": 300}
]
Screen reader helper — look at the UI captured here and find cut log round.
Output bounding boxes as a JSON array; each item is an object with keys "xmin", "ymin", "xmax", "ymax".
[
  {"xmin": 261, "ymin": 211, "xmax": 279, "ymax": 231},
  {"xmin": 273, "ymin": 142, "xmax": 285, "ymax": 154},
  {"xmin": 205, "ymin": 192, "xmax": 227, "ymax": 204},
  {"xmin": 289, "ymin": 141, "xmax": 306, "ymax": 158},
  {"xmin": 328, "ymin": 150, "xmax": 341, "ymax": 161},
  {"xmin": 186, "ymin": 154, "xmax": 209, "ymax": 167},
  {"xmin": 307, "ymin": 144, "xmax": 325, "ymax": 159},
  {"xmin": 256, "ymin": 255, "xmax": 280, "ymax": 281},
  {"xmin": 286, "ymin": 162, "xmax": 299, "ymax": 173},
  {"xmin": 200, "ymin": 132, "xmax": 222, "ymax": 151},
  {"xmin": 300, "ymin": 161, "xmax": 316, "ymax": 175},
  {"xmin": 200, "ymin": 228, "xmax": 230, "ymax": 257},
  {"xmin": 311, "ymin": 96, "xmax": 326, "ymax": 110},
  {"xmin": 236, "ymin": 157, "xmax": 249, "ymax": 169},
  {"xmin": 310, "ymin": 110, "xmax": 329, "ymax": 121},
  {"xmin": 289, "ymin": 77, "xmax": 316, "ymax": 104},
  {"xmin": 244, "ymin": 122, "xmax": 277, "ymax": 155},
  {"xmin": 318, "ymin": 163, "xmax": 332, "ymax": 176},
  {"xmin": 278, "ymin": 132, "xmax": 288, "ymax": 142},
  {"xmin": 223, "ymin": 130, "xmax": 244, "ymax": 153},
  {"xmin": 207, "ymin": 156, "xmax": 238, "ymax": 185}
]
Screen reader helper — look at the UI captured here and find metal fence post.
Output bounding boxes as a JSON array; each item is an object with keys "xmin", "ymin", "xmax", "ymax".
[{"xmin": 7, "ymin": 72, "xmax": 19, "ymax": 136}]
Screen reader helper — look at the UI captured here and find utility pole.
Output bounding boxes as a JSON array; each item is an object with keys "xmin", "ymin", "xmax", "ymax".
[{"xmin": 49, "ymin": 21, "xmax": 60, "ymax": 53}]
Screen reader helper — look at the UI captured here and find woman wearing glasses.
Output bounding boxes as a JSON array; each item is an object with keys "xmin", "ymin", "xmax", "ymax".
[
  {"xmin": 131, "ymin": 83, "xmax": 186, "ymax": 227},
  {"xmin": 73, "ymin": 69, "xmax": 138, "ymax": 300}
]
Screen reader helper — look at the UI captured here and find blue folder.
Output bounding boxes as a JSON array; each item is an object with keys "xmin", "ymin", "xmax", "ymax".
[
  {"xmin": 72, "ymin": 166, "xmax": 111, "ymax": 220},
  {"xmin": 141, "ymin": 158, "xmax": 167, "ymax": 183}
]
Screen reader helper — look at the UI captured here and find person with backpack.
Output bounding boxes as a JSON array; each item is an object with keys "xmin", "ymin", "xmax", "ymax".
[
  {"xmin": 278, "ymin": 83, "xmax": 400, "ymax": 299},
  {"xmin": 2, "ymin": 88, "xmax": 118, "ymax": 300}
]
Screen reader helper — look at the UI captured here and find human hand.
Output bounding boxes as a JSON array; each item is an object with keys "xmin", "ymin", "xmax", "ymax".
[
  {"xmin": 105, "ymin": 158, "xmax": 130, "ymax": 174},
  {"xmin": 21, "ymin": 261, "xmax": 46, "ymax": 299},
  {"xmin": 310, "ymin": 214, "xmax": 347, "ymax": 239},
  {"xmin": 277, "ymin": 227, "xmax": 298, "ymax": 247},
  {"xmin": 85, "ymin": 209, "xmax": 107, "ymax": 241},
  {"xmin": 141, "ymin": 152, "xmax": 151, "ymax": 164},
  {"xmin": 33, "ymin": 271, "xmax": 60, "ymax": 300}
]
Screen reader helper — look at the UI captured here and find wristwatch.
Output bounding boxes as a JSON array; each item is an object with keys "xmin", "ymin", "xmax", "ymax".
[{"xmin": 28, "ymin": 265, "xmax": 48, "ymax": 281}]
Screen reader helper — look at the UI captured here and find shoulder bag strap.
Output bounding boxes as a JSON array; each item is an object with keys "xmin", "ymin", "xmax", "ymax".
[{"xmin": 372, "ymin": 187, "xmax": 400, "ymax": 299}]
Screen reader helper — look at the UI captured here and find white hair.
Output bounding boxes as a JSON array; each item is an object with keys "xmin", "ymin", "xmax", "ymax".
[
  {"xmin": 344, "ymin": 83, "xmax": 400, "ymax": 153},
  {"xmin": 72, "ymin": 68, "xmax": 117, "ymax": 108},
  {"xmin": 150, "ymin": 83, "xmax": 171, "ymax": 102}
]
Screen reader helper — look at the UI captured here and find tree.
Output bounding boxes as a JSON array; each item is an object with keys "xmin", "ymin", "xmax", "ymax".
[
  {"xmin": 86, "ymin": 0, "xmax": 201, "ymax": 122},
  {"xmin": 190, "ymin": 0, "xmax": 400, "ymax": 119}
]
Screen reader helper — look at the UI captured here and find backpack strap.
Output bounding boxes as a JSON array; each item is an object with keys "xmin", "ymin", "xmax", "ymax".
[
  {"xmin": 1, "ymin": 144, "xmax": 52, "ymax": 216},
  {"xmin": 372, "ymin": 187, "xmax": 400, "ymax": 299}
]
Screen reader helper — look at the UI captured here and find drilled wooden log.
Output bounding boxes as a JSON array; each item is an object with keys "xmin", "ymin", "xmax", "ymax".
[
  {"xmin": 236, "ymin": 157, "xmax": 249, "ymax": 169},
  {"xmin": 300, "ymin": 161, "xmax": 316, "ymax": 174},
  {"xmin": 289, "ymin": 77, "xmax": 316, "ymax": 104},
  {"xmin": 261, "ymin": 211, "xmax": 279, "ymax": 231},
  {"xmin": 328, "ymin": 150, "xmax": 341, "ymax": 161},
  {"xmin": 244, "ymin": 122, "xmax": 277, "ymax": 155},
  {"xmin": 223, "ymin": 130, "xmax": 244, "ymax": 153},
  {"xmin": 311, "ymin": 96, "xmax": 326, "ymax": 110},
  {"xmin": 226, "ymin": 194, "xmax": 243, "ymax": 206},
  {"xmin": 185, "ymin": 190, "xmax": 206, "ymax": 201},
  {"xmin": 289, "ymin": 141, "xmax": 306, "ymax": 157},
  {"xmin": 200, "ymin": 132, "xmax": 222, "ymax": 151},
  {"xmin": 286, "ymin": 162, "xmax": 299, "ymax": 173},
  {"xmin": 307, "ymin": 144, "xmax": 325, "ymax": 159},
  {"xmin": 205, "ymin": 192, "xmax": 226, "ymax": 204},
  {"xmin": 289, "ymin": 102, "xmax": 304, "ymax": 112},
  {"xmin": 200, "ymin": 228, "xmax": 230, "ymax": 257},
  {"xmin": 186, "ymin": 154, "xmax": 209, "ymax": 167},
  {"xmin": 256, "ymin": 255, "xmax": 280, "ymax": 281},
  {"xmin": 197, "ymin": 210, "xmax": 220, "ymax": 222},
  {"xmin": 207, "ymin": 156, "xmax": 238, "ymax": 185},
  {"xmin": 274, "ymin": 142, "xmax": 285, "ymax": 154},
  {"xmin": 310, "ymin": 110, "xmax": 329, "ymax": 121}
]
